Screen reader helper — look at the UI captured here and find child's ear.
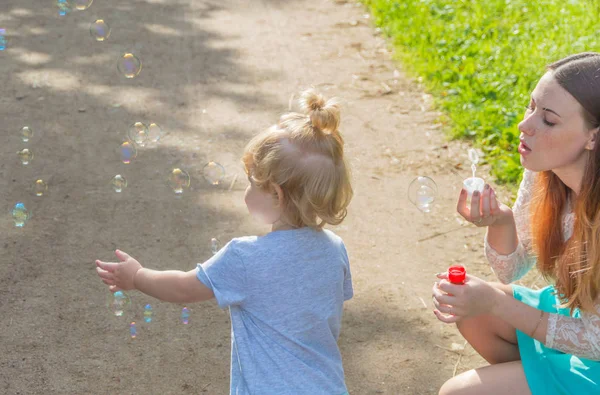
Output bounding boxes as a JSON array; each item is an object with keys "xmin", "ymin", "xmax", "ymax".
[{"xmin": 272, "ymin": 182, "xmax": 284, "ymax": 208}]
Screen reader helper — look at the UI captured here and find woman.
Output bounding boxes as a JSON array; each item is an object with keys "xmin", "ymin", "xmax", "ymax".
[{"xmin": 433, "ymin": 52, "xmax": 600, "ymax": 394}]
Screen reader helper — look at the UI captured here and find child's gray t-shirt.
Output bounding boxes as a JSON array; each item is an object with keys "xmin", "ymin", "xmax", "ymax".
[{"xmin": 196, "ymin": 227, "xmax": 353, "ymax": 395}]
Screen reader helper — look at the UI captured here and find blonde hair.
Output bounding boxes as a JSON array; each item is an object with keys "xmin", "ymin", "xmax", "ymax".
[{"xmin": 242, "ymin": 89, "xmax": 353, "ymax": 229}]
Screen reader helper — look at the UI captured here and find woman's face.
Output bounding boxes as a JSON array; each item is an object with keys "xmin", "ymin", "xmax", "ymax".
[{"xmin": 518, "ymin": 71, "xmax": 595, "ymax": 173}]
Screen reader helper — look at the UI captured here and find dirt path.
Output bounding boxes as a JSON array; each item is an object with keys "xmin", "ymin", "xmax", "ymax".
[{"xmin": 0, "ymin": 0, "xmax": 526, "ymax": 393}]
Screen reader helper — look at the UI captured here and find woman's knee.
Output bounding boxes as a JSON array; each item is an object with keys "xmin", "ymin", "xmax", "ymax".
[{"xmin": 438, "ymin": 371, "xmax": 478, "ymax": 395}]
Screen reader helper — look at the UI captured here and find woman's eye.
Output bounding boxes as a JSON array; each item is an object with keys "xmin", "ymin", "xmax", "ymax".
[{"xmin": 543, "ymin": 119, "xmax": 556, "ymax": 127}]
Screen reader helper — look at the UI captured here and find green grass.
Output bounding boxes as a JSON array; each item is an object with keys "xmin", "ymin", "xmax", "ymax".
[{"xmin": 364, "ymin": 0, "xmax": 600, "ymax": 185}]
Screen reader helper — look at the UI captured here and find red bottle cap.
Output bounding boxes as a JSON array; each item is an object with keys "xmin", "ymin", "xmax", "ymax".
[{"xmin": 448, "ymin": 265, "xmax": 466, "ymax": 284}]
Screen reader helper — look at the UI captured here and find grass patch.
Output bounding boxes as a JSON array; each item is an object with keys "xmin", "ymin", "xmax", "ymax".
[{"xmin": 363, "ymin": 0, "xmax": 600, "ymax": 185}]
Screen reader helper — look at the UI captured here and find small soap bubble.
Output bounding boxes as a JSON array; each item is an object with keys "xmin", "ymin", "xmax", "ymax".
[
  {"xmin": 211, "ymin": 238, "xmax": 220, "ymax": 255},
  {"xmin": 117, "ymin": 53, "xmax": 142, "ymax": 79},
  {"xmin": 169, "ymin": 168, "xmax": 190, "ymax": 194},
  {"xmin": 11, "ymin": 202, "xmax": 30, "ymax": 227},
  {"xmin": 202, "ymin": 162, "xmax": 225, "ymax": 185},
  {"xmin": 34, "ymin": 179, "xmax": 48, "ymax": 197},
  {"xmin": 408, "ymin": 176, "xmax": 438, "ymax": 213},
  {"xmin": 90, "ymin": 19, "xmax": 111, "ymax": 41},
  {"xmin": 120, "ymin": 142, "xmax": 137, "ymax": 164},
  {"xmin": 130, "ymin": 322, "xmax": 137, "ymax": 338},
  {"xmin": 20, "ymin": 126, "xmax": 33, "ymax": 142},
  {"xmin": 143, "ymin": 304, "xmax": 153, "ymax": 323},
  {"xmin": 468, "ymin": 148, "xmax": 479, "ymax": 165},
  {"xmin": 148, "ymin": 123, "xmax": 164, "ymax": 143},
  {"xmin": 111, "ymin": 175, "xmax": 127, "ymax": 193},
  {"xmin": 0, "ymin": 29, "xmax": 6, "ymax": 51},
  {"xmin": 181, "ymin": 307, "xmax": 190, "ymax": 324},
  {"xmin": 127, "ymin": 122, "xmax": 149, "ymax": 147},
  {"xmin": 107, "ymin": 291, "xmax": 131, "ymax": 317},
  {"xmin": 57, "ymin": 0, "xmax": 71, "ymax": 16},
  {"xmin": 68, "ymin": 0, "xmax": 93, "ymax": 11},
  {"xmin": 17, "ymin": 149, "xmax": 33, "ymax": 165}
]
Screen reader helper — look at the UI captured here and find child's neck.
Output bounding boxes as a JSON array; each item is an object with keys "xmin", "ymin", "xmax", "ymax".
[{"xmin": 271, "ymin": 220, "xmax": 296, "ymax": 232}]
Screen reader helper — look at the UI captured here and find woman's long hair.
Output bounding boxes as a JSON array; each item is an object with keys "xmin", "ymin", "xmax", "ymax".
[{"xmin": 531, "ymin": 52, "xmax": 600, "ymax": 314}]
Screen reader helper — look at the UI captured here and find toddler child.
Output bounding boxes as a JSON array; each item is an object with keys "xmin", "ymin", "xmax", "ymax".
[{"xmin": 95, "ymin": 89, "xmax": 354, "ymax": 395}]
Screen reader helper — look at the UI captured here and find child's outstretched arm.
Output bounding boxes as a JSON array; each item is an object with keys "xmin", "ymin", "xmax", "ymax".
[{"xmin": 95, "ymin": 249, "xmax": 214, "ymax": 304}]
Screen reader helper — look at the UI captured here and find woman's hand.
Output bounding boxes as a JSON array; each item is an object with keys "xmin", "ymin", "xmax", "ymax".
[
  {"xmin": 95, "ymin": 250, "xmax": 142, "ymax": 292},
  {"xmin": 457, "ymin": 184, "xmax": 513, "ymax": 227},
  {"xmin": 432, "ymin": 272, "xmax": 504, "ymax": 323}
]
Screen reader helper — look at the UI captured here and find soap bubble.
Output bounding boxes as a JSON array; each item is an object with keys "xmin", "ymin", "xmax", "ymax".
[
  {"xmin": 17, "ymin": 149, "xmax": 33, "ymax": 165},
  {"xmin": 57, "ymin": 0, "xmax": 71, "ymax": 16},
  {"xmin": 211, "ymin": 238, "xmax": 220, "ymax": 255},
  {"xmin": 168, "ymin": 168, "xmax": 190, "ymax": 194},
  {"xmin": 120, "ymin": 142, "xmax": 137, "ymax": 164},
  {"xmin": 202, "ymin": 162, "xmax": 225, "ymax": 185},
  {"xmin": 181, "ymin": 307, "xmax": 190, "ymax": 324},
  {"xmin": 11, "ymin": 202, "xmax": 30, "ymax": 227},
  {"xmin": 20, "ymin": 126, "xmax": 33, "ymax": 142},
  {"xmin": 34, "ymin": 179, "xmax": 48, "ymax": 197},
  {"xmin": 468, "ymin": 148, "xmax": 479, "ymax": 164},
  {"xmin": 107, "ymin": 291, "xmax": 131, "ymax": 317},
  {"xmin": 68, "ymin": 0, "xmax": 93, "ymax": 11},
  {"xmin": 111, "ymin": 175, "xmax": 127, "ymax": 193},
  {"xmin": 0, "ymin": 29, "xmax": 6, "ymax": 51},
  {"xmin": 90, "ymin": 19, "xmax": 110, "ymax": 41},
  {"xmin": 130, "ymin": 321, "xmax": 137, "ymax": 338},
  {"xmin": 408, "ymin": 176, "xmax": 438, "ymax": 213},
  {"xmin": 127, "ymin": 122, "xmax": 149, "ymax": 147},
  {"xmin": 117, "ymin": 53, "xmax": 142, "ymax": 79},
  {"xmin": 148, "ymin": 123, "xmax": 164, "ymax": 143},
  {"xmin": 143, "ymin": 304, "xmax": 153, "ymax": 323}
]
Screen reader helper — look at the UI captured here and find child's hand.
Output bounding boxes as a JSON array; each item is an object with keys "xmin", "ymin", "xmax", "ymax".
[{"xmin": 95, "ymin": 250, "xmax": 142, "ymax": 292}]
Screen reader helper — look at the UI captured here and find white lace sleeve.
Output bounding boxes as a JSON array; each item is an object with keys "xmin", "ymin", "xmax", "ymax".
[
  {"xmin": 546, "ymin": 301, "xmax": 600, "ymax": 360},
  {"xmin": 484, "ymin": 170, "xmax": 537, "ymax": 283}
]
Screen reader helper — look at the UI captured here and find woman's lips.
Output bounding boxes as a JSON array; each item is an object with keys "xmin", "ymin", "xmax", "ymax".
[{"xmin": 518, "ymin": 141, "xmax": 532, "ymax": 156}]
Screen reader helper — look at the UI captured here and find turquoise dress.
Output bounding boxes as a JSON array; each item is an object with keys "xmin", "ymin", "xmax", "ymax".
[{"xmin": 512, "ymin": 285, "xmax": 600, "ymax": 394}]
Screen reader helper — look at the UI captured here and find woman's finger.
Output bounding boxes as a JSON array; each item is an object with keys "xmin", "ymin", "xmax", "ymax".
[
  {"xmin": 433, "ymin": 291, "xmax": 456, "ymax": 306},
  {"xmin": 434, "ymin": 301, "xmax": 455, "ymax": 315},
  {"xmin": 436, "ymin": 272, "xmax": 449, "ymax": 280},
  {"xmin": 490, "ymin": 188, "xmax": 499, "ymax": 215},
  {"xmin": 433, "ymin": 310, "xmax": 461, "ymax": 324},
  {"xmin": 456, "ymin": 189, "xmax": 470, "ymax": 219},
  {"xmin": 469, "ymin": 191, "xmax": 482, "ymax": 222},
  {"xmin": 481, "ymin": 184, "xmax": 491, "ymax": 218},
  {"xmin": 437, "ymin": 280, "xmax": 464, "ymax": 296}
]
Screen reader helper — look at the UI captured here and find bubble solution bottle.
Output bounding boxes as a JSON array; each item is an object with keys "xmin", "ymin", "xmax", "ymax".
[
  {"xmin": 448, "ymin": 265, "xmax": 466, "ymax": 285},
  {"xmin": 463, "ymin": 149, "xmax": 485, "ymax": 206}
]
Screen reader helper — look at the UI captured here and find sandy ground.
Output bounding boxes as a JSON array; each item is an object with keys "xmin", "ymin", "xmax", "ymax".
[{"xmin": 0, "ymin": 0, "xmax": 540, "ymax": 394}]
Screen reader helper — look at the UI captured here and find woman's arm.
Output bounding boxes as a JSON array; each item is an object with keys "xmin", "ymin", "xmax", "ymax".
[
  {"xmin": 484, "ymin": 170, "xmax": 537, "ymax": 283},
  {"xmin": 545, "ymin": 304, "xmax": 600, "ymax": 360},
  {"xmin": 491, "ymin": 291, "xmax": 600, "ymax": 361},
  {"xmin": 434, "ymin": 275, "xmax": 600, "ymax": 361}
]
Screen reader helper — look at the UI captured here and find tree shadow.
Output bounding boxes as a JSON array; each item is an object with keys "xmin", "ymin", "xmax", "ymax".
[{"xmin": 0, "ymin": 0, "xmax": 282, "ymax": 393}]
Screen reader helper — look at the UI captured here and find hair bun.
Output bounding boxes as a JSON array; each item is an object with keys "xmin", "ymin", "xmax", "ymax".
[{"xmin": 299, "ymin": 89, "xmax": 341, "ymax": 134}]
